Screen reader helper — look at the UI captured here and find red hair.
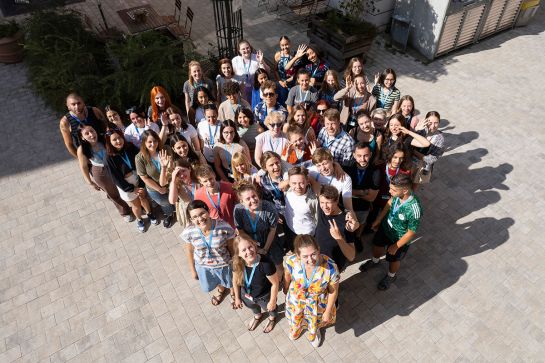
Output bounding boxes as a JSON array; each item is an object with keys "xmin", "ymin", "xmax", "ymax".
[{"xmin": 150, "ymin": 86, "xmax": 172, "ymax": 122}]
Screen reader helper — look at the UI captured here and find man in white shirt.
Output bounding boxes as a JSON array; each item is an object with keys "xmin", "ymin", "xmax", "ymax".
[
  {"xmin": 197, "ymin": 105, "xmax": 222, "ymax": 163},
  {"xmin": 308, "ymin": 148, "xmax": 353, "ymax": 212}
]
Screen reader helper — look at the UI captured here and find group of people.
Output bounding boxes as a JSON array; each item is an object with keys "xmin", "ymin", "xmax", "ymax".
[{"xmin": 60, "ymin": 36, "xmax": 445, "ymax": 347}]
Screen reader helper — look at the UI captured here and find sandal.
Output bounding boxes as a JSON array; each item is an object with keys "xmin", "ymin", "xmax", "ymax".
[
  {"xmin": 211, "ymin": 288, "xmax": 228, "ymax": 306},
  {"xmin": 247, "ymin": 314, "xmax": 263, "ymax": 331},
  {"xmin": 262, "ymin": 317, "xmax": 276, "ymax": 333}
]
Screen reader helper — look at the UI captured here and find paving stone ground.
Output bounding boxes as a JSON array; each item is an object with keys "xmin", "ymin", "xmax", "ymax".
[{"xmin": 1, "ymin": 2, "xmax": 545, "ymax": 362}]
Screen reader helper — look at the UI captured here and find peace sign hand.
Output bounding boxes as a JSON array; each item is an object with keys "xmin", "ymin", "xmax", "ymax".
[{"xmin": 329, "ymin": 219, "xmax": 343, "ymax": 240}]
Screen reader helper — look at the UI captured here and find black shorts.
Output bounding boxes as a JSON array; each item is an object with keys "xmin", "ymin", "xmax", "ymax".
[{"xmin": 372, "ymin": 227, "xmax": 410, "ymax": 262}]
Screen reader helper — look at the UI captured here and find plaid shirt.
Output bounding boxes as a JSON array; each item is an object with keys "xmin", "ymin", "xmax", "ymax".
[
  {"xmin": 317, "ymin": 128, "xmax": 355, "ymax": 166},
  {"xmin": 254, "ymin": 102, "xmax": 288, "ymax": 127}
]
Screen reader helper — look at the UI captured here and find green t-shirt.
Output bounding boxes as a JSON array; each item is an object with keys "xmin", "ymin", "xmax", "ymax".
[{"xmin": 382, "ymin": 194, "xmax": 422, "ymax": 243}]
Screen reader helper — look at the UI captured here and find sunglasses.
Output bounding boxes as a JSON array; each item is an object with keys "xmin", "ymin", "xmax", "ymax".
[
  {"xmin": 317, "ymin": 109, "xmax": 327, "ymax": 114},
  {"xmin": 269, "ymin": 123, "xmax": 283, "ymax": 128},
  {"xmin": 263, "ymin": 92, "xmax": 276, "ymax": 98}
]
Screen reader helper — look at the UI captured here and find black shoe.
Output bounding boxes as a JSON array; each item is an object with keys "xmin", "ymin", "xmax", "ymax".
[
  {"xmin": 148, "ymin": 213, "xmax": 159, "ymax": 225},
  {"xmin": 377, "ymin": 274, "xmax": 396, "ymax": 290},
  {"xmin": 163, "ymin": 214, "xmax": 174, "ymax": 228},
  {"xmin": 359, "ymin": 259, "xmax": 379, "ymax": 272}
]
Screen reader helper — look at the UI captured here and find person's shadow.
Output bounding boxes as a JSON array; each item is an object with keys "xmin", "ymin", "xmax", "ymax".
[{"xmin": 333, "ymin": 145, "xmax": 514, "ymax": 337}]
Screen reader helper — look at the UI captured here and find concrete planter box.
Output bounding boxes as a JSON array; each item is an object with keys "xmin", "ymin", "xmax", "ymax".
[
  {"xmin": 0, "ymin": 31, "xmax": 24, "ymax": 64},
  {"xmin": 307, "ymin": 15, "xmax": 376, "ymax": 70}
]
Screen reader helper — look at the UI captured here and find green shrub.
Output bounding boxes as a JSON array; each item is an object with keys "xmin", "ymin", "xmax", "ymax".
[{"xmin": 0, "ymin": 21, "xmax": 20, "ymax": 38}]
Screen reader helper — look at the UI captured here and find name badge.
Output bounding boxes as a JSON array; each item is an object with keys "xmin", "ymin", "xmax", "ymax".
[
  {"xmin": 387, "ymin": 218, "xmax": 393, "ymax": 227},
  {"xmin": 244, "ymin": 293, "xmax": 253, "ymax": 302}
]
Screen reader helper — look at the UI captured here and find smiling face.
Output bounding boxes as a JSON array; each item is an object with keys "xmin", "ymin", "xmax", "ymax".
[
  {"xmin": 220, "ymin": 63, "xmax": 232, "ymax": 77},
  {"xmin": 319, "ymin": 195, "xmax": 338, "ymax": 216},
  {"xmin": 205, "ymin": 109, "xmax": 218, "ymax": 125},
  {"xmin": 373, "ymin": 115, "xmax": 386, "ymax": 130},
  {"xmin": 279, "ymin": 38, "xmax": 290, "ymax": 54},
  {"xmin": 110, "ymin": 133, "xmax": 125, "ymax": 150},
  {"xmin": 289, "ymin": 132, "xmax": 305, "ymax": 150},
  {"xmin": 354, "ymin": 146, "xmax": 371, "ymax": 169},
  {"xmin": 265, "ymin": 157, "xmax": 282, "ymax": 177},
  {"xmin": 294, "ymin": 110, "xmax": 306, "ymax": 125},
  {"xmin": 383, "ymin": 72, "xmax": 395, "ymax": 89},
  {"xmin": 357, "ymin": 115, "xmax": 372, "ymax": 133},
  {"xmin": 324, "ymin": 117, "xmax": 340, "ymax": 136},
  {"xmin": 297, "ymin": 245, "xmax": 319, "ymax": 267},
  {"xmin": 240, "ymin": 189, "xmax": 260, "ymax": 211},
  {"xmin": 427, "ymin": 115, "xmax": 440, "ymax": 133},
  {"xmin": 306, "ymin": 48, "xmax": 317, "ymax": 63},
  {"xmin": 176, "ymin": 166, "xmax": 191, "ymax": 183},
  {"xmin": 298, "ymin": 73, "xmax": 310, "ymax": 90},
  {"xmin": 326, "ymin": 74, "xmax": 335, "ymax": 87},
  {"xmin": 67, "ymin": 97, "xmax": 85, "ymax": 114},
  {"xmin": 81, "ymin": 126, "xmax": 97, "ymax": 144},
  {"xmin": 316, "ymin": 159, "xmax": 334, "ymax": 176},
  {"xmin": 144, "ymin": 135, "xmax": 159, "ymax": 153},
  {"xmin": 237, "ymin": 112, "xmax": 250, "ymax": 128},
  {"xmin": 106, "ymin": 110, "xmax": 121, "ymax": 123},
  {"xmin": 173, "ymin": 140, "xmax": 189, "ymax": 157},
  {"xmin": 234, "ymin": 162, "xmax": 248, "ymax": 174},
  {"xmin": 352, "ymin": 60, "xmax": 363, "ymax": 76},
  {"xmin": 226, "ymin": 93, "xmax": 239, "ymax": 105},
  {"xmin": 169, "ymin": 113, "xmax": 182, "ymax": 129},
  {"xmin": 289, "ymin": 174, "xmax": 307, "ymax": 196},
  {"xmin": 389, "ymin": 119, "xmax": 402, "ymax": 136},
  {"xmin": 222, "ymin": 126, "xmax": 236, "ymax": 144},
  {"xmin": 239, "ymin": 41, "xmax": 252, "ymax": 58},
  {"xmin": 237, "ymin": 238, "xmax": 257, "ymax": 264},
  {"xmin": 198, "ymin": 174, "xmax": 217, "ymax": 192},
  {"xmin": 355, "ymin": 76, "xmax": 366, "ymax": 93},
  {"xmin": 191, "ymin": 65, "xmax": 202, "ymax": 82},
  {"xmin": 257, "ymin": 73, "xmax": 268, "ymax": 85},
  {"xmin": 130, "ymin": 112, "xmax": 145, "ymax": 127},
  {"xmin": 390, "ymin": 150, "xmax": 405, "ymax": 168},
  {"xmin": 154, "ymin": 92, "xmax": 166, "ymax": 108},
  {"xmin": 263, "ymin": 88, "xmax": 277, "ymax": 107},
  {"xmin": 400, "ymin": 100, "xmax": 413, "ymax": 116},
  {"xmin": 197, "ymin": 90, "xmax": 208, "ymax": 106},
  {"xmin": 189, "ymin": 208, "xmax": 210, "ymax": 229}
]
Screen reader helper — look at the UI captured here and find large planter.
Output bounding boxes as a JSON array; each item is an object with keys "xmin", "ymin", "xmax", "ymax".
[
  {"xmin": 0, "ymin": 31, "xmax": 24, "ymax": 64},
  {"xmin": 308, "ymin": 15, "xmax": 376, "ymax": 70}
]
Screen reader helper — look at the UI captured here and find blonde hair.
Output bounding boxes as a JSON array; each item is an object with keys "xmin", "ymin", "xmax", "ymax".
[
  {"xmin": 264, "ymin": 111, "xmax": 286, "ymax": 127},
  {"xmin": 188, "ymin": 60, "xmax": 203, "ymax": 87},
  {"xmin": 232, "ymin": 236, "xmax": 259, "ymax": 287},
  {"xmin": 231, "ymin": 152, "xmax": 252, "ymax": 181}
]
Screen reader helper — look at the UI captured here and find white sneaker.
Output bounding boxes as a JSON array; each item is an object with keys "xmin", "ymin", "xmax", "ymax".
[
  {"xmin": 123, "ymin": 214, "xmax": 135, "ymax": 223},
  {"xmin": 310, "ymin": 329, "xmax": 321, "ymax": 348}
]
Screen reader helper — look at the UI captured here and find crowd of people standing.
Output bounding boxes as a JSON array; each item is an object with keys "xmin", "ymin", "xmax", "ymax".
[{"xmin": 60, "ymin": 36, "xmax": 445, "ymax": 347}]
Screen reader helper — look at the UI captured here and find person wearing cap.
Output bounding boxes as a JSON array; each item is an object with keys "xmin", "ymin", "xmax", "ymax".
[{"xmin": 303, "ymin": 44, "xmax": 329, "ymax": 89}]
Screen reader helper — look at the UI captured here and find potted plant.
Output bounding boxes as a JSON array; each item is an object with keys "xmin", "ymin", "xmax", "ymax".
[
  {"xmin": 308, "ymin": 0, "xmax": 377, "ymax": 70},
  {"xmin": 0, "ymin": 20, "xmax": 24, "ymax": 64}
]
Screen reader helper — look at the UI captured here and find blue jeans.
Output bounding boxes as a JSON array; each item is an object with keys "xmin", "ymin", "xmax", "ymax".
[{"xmin": 146, "ymin": 187, "xmax": 175, "ymax": 216}]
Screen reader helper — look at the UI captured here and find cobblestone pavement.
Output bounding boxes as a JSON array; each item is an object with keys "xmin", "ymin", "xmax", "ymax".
[{"xmin": 1, "ymin": 2, "xmax": 545, "ymax": 362}]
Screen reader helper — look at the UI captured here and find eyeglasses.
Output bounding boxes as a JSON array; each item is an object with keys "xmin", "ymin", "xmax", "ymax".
[
  {"xmin": 263, "ymin": 92, "xmax": 276, "ymax": 98},
  {"xmin": 317, "ymin": 109, "xmax": 327, "ymax": 114},
  {"xmin": 269, "ymin": 123, "xmax": 283, "ymax": 128}
]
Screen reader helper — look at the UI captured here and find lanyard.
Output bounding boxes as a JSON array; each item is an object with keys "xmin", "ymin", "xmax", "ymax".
[
  {"xmin": 301, "ymin": 262, "xmax": 319, "ymax": 298},
  {"xmin": 390, "ymin": 195, "xmax": 413, "ymax": 216},
  {"xmin": 309, "ymin": 63, "xmax": 319, "ymax": 78},
  {"xmin": 385, "ymin": 164, "xmax": 399, "ymax": 185},
  {"xmin": 325, "ymin": 131, "xmax": 344, "ymax": 149},
  {"xmin": 229, "ymin": 101, "xmax": 240, "ymax": 116},
  {"xmin": 244, "ymin": 260, "xmax": 259, "ymax": 294},
  {"xmin": 206, "ymin": 186, "xmax": 221, "ymax": 215},
  {"xmin": 198, "ymin": 221, "xmax": 215, "ymax": 255},
  {"xmin": 151, "ymin": 155, "xmax": 161, "ymax": 173},
  {"xmin": 268, "ymin": 175, "xmax": 283, "ymax": 199},
  {"xmin": 380, "ymin": 86, "xmax": 393, "ymax": 105},
  {"xmin": 208, "ymin": 124, "xmax": 219, "ymax": 147},
  {"xmin": 243, "ymin": 59, "xmax": 252, "ymax": 80},
  {"xmin": 244, "ymin": 208, "xmax": 260, "ymax": 243},
  {"xmin": 224, "ymin": 143, "xmax": 235, "ymax": 171},
  {"xmin": 69, "ymin": 110, "xmax": 88, "ymax": 125},
  {"xmin": 269, "ymin": 135, "xmax": 284, "ymax": 153},
  {"xmin": 184, "ymin": 183, "xmax": 196, "ymax": 200},
  {"xmin": 120, "ymin": 152, "xmax": 132, "ymax": 169},
  {"xmin": 135, "ymin": 127, "xmax": 144, "ymax": 141},
  {"xmin": 353, "ymin": 93, "xmax": 365, "ymax": 110},
  {"xmin": 356, "ymin": 167, "xmax": 367, "ymax": 185},
  {"xmin": 298, "ymin": 86, "xmax": 310, "ymax": 103}
]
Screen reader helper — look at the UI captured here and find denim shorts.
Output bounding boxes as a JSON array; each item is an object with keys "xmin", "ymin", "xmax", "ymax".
[{"xmin": 195, "ymin": 263, "xmax": 233, "ymax": 292}]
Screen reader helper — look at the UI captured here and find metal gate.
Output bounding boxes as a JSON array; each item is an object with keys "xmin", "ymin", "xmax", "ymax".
[{"xmin": 479, "ymin": 0, "xmax": 524, "ymax": 40}]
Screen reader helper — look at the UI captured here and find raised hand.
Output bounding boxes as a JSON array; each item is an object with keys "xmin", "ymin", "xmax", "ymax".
[
  {"xmin": 329, "ymin": 219, "xmax": 343, "ymax": 240},
  {"xmin": 415, "ymin": 117, "xmax": 429, "ymax": 131},
  {"xmin": 309, "ymin": 141, "xmax": 317, "ymax": 155},
  {"xmin": 295, "ymin": 44, "xmax": 308, "ymax": 59},
  {"xmin": 159, "ymin": 149, "xmax": 171, "ymax": 168},
  {"xmin": 374, "ymin": 72, "xmax": 380, "ymax": 85},
  {"xmin": 256, "ymin": 50, "xmax": 264, "ymax": 63}
]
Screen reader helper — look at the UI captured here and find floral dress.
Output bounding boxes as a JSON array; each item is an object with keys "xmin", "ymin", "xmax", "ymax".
[{"xmin": 283, "ymin": 254, "xmax": 340, "ymax": 341}]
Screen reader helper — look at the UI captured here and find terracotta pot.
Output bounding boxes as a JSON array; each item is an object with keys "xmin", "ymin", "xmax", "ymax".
[{"xmin": 0, "ymin": 31, "xmax": 24, "ymax": 64}]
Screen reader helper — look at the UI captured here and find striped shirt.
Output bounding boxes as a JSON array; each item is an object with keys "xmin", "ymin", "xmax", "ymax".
[
  {"xmin": 180, "ymin": 219, "xmax": 236, "ymax": 267},
  {"xmin": 372, "ymin": 85, "xmax": 400, "ymax": 112}
]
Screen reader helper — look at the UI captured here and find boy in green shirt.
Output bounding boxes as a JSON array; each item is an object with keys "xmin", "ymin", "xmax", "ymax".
[{"xmin": 359, "ymin": 174, "xmax": 422, "ymax": 290}]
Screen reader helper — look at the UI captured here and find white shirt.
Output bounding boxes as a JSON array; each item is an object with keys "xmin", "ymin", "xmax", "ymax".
[
  {"xmin": 124, "ymin": 122, "xmax": 160, "ymax": 148},
  {"xmin": 197, "ymin": 121, "xmax": 221, "ymax": 162},
  {"xmin": 178, "ymin": 124, "xmax": 197, "ymax": 144},
  {"xmin": 255, "ymin": 131, "xmax": 288, "ymax": 156},
  {"xmin": 284, "ymin": 191, "xmax": 316, "ymax": 235},
  {"xmin": 232, "ymin": 54, "xmax": 261, "ymax": 88},
  {"xmin": 308, "ymin": 165, "xmax": 352, "ymax": 200}
]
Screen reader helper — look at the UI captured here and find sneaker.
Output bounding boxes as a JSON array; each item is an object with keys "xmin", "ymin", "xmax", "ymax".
[
  {"xmin": 147, "ymin": 213, "xmax": 159, "ymax": 225},
  {"xmin": 123, "ymin": 214, "xmax": 135, "ymax": 223},
  {"xmin": 136, "ymin": 219, "xmax": 145, "ymax": 233},
  {"xmin": 310, "ymin": 329, "xmax": 321, "ymax": 348},
  {"xmin": 377, "ymin": 274, "xmax": 397, "ymax": 291},
  {"xmin": 359, "ymin": 259, "xmax": 379, "ymax": 272},
  {"xmin": 163, "ymin": 214, "xmax": 174, "ymax": 228}
]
